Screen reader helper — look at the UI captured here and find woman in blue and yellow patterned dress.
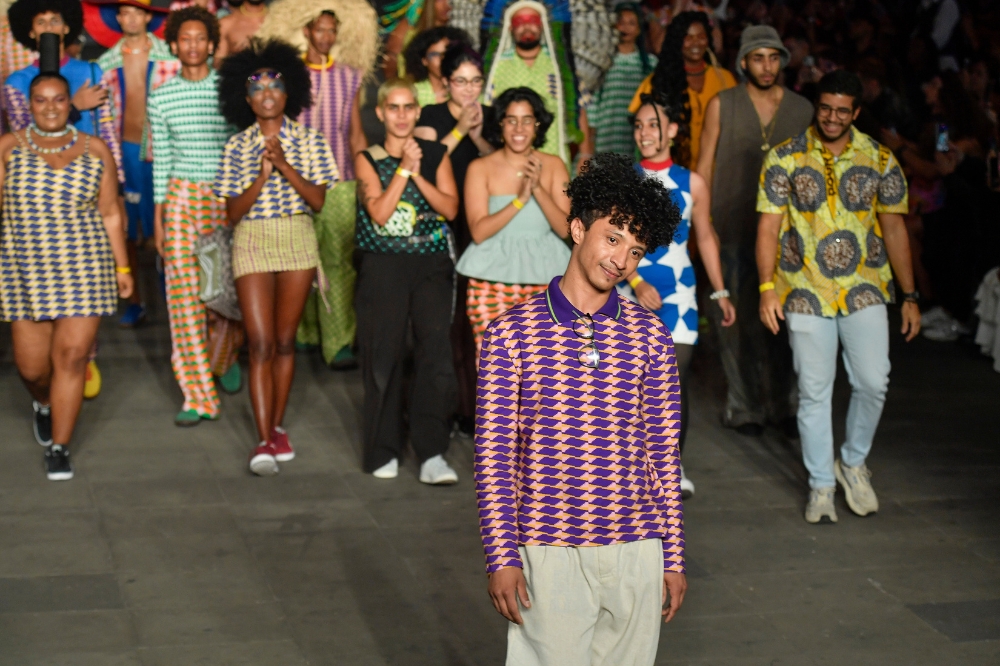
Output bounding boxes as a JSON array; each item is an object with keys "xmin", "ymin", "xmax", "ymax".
[{"xmin": 0, "ymin": 72, "xmax": 133, "ymax": 482}]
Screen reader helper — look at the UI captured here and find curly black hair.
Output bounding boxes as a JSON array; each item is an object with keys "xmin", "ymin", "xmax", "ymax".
[
  {"xmin": 8, "ymin": 0, "xmax": 83, "ymax": 50},
  {"xmin": 164, "ymin": 5, "xmax": 221, "ymax": 51},
  {"xmin": 482, "ymin": 87, "xmax": 553, "ymax": 149},
  {"xmin": 403, "ymin": 26, "xmax": 472, "ymax": 81},
  {"xmin": 217, "ymin": 39, "xmax": 312, "ymax": 130},
  {"xmin": 648, "ymin": 11, "xmax": 711, "ymax": 167},
  {"xmin": 566, "ymin": 153, "xmax": 679, "ymax": 253}
]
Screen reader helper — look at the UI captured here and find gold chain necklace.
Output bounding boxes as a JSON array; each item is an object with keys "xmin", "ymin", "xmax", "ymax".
[{"xmin": 759, "ymin": 113, "xmax": 778, "ymax": 151}]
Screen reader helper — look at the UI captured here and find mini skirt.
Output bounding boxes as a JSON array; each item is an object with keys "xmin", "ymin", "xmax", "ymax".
[{"xmin": 232, "ymin": 214, "xmax": 320, "ymax": 279}]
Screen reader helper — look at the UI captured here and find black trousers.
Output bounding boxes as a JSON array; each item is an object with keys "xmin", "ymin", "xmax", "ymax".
[{"xmin": 355, "ymin": 252, "xmax": 457, "ymax": 472}]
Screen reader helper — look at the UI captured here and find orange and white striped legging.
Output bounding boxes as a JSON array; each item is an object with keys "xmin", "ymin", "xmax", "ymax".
[
  {"xmin": 163, "ymin": 179, "xmax": 243, "ymax": 417},
  {"xmin": 467, "ymin": 278, "xmax": 548, "ymax": 358}
]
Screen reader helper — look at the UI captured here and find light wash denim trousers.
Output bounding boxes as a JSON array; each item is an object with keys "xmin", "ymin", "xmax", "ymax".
[{"xmin": 786, "ymin": 305, "xmax": 891, "ymax": 489}]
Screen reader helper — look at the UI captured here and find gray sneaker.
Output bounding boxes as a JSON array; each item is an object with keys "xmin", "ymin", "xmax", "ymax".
[
  {"xmin": 804, "ymin": 487, "xmax": 838, "ymax": 524},
  {"xmin": 419, "ymin": 455, "xmax": 458, "ymax": 485},
  {"xmin": 835, "ymin": 460, "xmax": 879, "ymax": 516}
]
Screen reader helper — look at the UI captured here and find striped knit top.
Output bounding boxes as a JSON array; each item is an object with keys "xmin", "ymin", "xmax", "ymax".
[
  {"xmin": 148, "ymin": 71, "xmax": 233, "ymax": 204},
  {"xmin": 474, "ymin": 276, "xmax": 686, "ymax": 574},
  {"xmin": 298, "ymin": 59, "xmax": 363, "ymax": 181}
]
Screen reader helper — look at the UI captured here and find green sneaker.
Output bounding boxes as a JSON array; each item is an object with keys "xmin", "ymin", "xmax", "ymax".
[
  {"xmin": 174, "ymin": 409, "xmax": 201, "ymax": 427},
  {"xmin": 217, "ymin": 363, "xmax": 242, "ymax": 394},
  {"xmin": 329, "ymin": 344, "xmax": 358, "ymax": 370}
]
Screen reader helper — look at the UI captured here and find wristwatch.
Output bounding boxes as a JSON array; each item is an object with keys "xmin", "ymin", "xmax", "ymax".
[{"xmin": 901, "ymin": 290, "xmax": 920, "ymax": 303}]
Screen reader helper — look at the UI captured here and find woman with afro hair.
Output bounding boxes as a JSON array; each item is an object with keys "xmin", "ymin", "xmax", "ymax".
[
  {"xmin": 627, "ymin": 10, "xmax": 734, "ymax": 167},
  {"xmin": 213, "ymin": 39, "xmax": 340, "ymax": 476}
]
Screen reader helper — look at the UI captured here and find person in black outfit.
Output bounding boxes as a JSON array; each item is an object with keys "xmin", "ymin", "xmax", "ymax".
[
  {"xmin": 354, "ymin": 79, "xmax": 461, "ymax": 483},
  {"xmin": 414, "ymin": 43, "xmax": 494, "ymax": 436}
]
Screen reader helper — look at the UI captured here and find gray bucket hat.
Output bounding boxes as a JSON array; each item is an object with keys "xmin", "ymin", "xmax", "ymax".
[{"xmin": 736, "ymin": 25, "xmax": 790, "ymax": 78}]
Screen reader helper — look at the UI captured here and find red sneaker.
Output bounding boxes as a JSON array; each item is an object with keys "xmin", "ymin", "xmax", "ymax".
[
  {"xmin": 248, "ymin": 441, "xmax": 279, "ymax": 476},
  {"xmin": 271, "ymin": 426, "xmax": 295, "ymax": 462}
]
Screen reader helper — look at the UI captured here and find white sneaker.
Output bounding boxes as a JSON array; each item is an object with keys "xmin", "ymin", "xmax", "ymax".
[
  {"xmin": 804, "ymin": 487, "xmax": 838, "ymax": 524},
  {"xmin": 680, "ymin": 465, "xmax": 695, "ymax": 499},
  {"xmin": 920, "ymin": 306, "xmax": 950, "ymax": 327},
  {"xmin": 835, "ymin": 460, "xmax": 879, "ymax": 516},
  {"xmin": 372, "ymin": 458, "xmax": 399, "ymax": 479},
  {"xmin": 419, "ymin": 454, "xmax": 458, "ymax": 485}
]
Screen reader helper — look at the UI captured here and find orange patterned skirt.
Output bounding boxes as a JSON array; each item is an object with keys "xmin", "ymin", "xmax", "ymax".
[{"xmin": 466, "ymin": 278, "xmax": 548, "ymax": 358}]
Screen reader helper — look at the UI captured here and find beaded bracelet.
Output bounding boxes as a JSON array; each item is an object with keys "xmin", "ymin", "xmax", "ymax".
[{"xmin": 709, "ymin": 289, "xmax": 730, "ymax": 300}]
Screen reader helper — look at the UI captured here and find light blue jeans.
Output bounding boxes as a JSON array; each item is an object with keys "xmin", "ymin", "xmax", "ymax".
[{"xmin": 786, "ymin": 305, "xmax": 890, "ymax": 489}]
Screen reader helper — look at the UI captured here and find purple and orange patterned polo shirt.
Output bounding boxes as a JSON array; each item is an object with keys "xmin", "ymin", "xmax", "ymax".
[{"xmin": 474, "ymin": 276, "xmax": 686, "ymax": 574}]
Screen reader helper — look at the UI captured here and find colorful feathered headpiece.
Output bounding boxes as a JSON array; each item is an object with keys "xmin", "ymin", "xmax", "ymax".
[{"xmin": 257, "ymin": 0, "xmax": 381, "ymax": 78}]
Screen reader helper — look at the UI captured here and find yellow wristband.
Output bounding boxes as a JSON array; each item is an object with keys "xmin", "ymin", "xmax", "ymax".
[
  {"xmin": 759, "ymin": 281, "xmax": 775, "ymax": 293},
  {"xmin": 450, "ymin": 128, "xmax": 464, "ymax": 141},
  {"xmin": 628, "ymin": 275, "xmax": 644, "ymax": 289},
  {"xmin": 116, "ymin": 266, "xmax": 132, "ymax": 274},
  {"xmin": 395, "ymin": 167, "xmax": 412, "ymax": 179},
  {"xmin": 511, "ymin": 197, "xmax": 525, "ymax": 210}
]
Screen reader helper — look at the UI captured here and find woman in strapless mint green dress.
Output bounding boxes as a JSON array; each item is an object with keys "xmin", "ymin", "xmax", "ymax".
[{"xmin": 459, "ymin": 87, "xmax": 572, "ymax": 356}]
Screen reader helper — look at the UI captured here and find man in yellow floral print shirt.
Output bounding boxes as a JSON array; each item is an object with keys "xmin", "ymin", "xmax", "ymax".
[{"xmin": 755, "ymin": 71, "xmax": 921, "ymax": 526}]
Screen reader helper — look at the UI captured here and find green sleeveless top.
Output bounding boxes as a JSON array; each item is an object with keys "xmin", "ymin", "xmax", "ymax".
[{"xmin": 354, "ymin": 139, "xmax": 450, "ymax": 255}]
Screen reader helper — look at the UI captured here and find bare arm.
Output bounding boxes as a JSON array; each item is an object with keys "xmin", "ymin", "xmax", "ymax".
[
  {"xmin": 355, "ymin": 151, "xmax": 407, "ymax": 226},
  {"xmin": 756, "ymin": 211, "xmax": 784, "ymax": 334},
  {"xmin": 695, "ymin": 96, "xmax": 721, "ymax": 195},
  {"xmin": 531, "ymin": 155, "xmax": 571, "ymax": 238},
  {"xmin": 879, "ymin": 212, "xmax": 921, "ymax": 341},
  {"xmin": 414, "ymin": 153, "xmax": 459, "ymax": 220},
  {"xmin": 690, "ymin": 172, "xmax": 735, "ymax": 325},
  {"xmin": 94, "ymin": 139, "xmax": 134, "ymax": 298},
  {"xmin": 0, "ymin": 135, "xmax": 14, "ymax": 210},
  {"xmin": 214, "ymin": 19, "xmax": 233, "ymax": 67},
  {"xmin": 349, "ymin": 90, "xmax": 368, "ymax": 158},
  {"xmin": 465, "ymin": 157, "xmax": 521, "ymax": 243},
  {"xmin": 225, "ymin": 160, "xmax": 271, "ymax": 225}
]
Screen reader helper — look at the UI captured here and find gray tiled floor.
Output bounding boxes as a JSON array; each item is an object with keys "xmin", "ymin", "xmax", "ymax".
[{"xmin": 1, "ymin": 273, "xmax": 999, "ymax": 664}]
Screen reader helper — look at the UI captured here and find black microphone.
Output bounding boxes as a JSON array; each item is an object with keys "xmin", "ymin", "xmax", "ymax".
[{"xmin": 38, "ymin": 33, "xmax": 61, "ymax": 75}]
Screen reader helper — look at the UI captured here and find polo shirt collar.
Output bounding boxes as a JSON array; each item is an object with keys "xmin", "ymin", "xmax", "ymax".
[{"xmin": 545, "ymin": 276, "xmax": 621, "ymax": 324}]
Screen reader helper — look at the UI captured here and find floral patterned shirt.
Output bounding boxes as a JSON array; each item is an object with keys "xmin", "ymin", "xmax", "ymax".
[{"xmin": 756, "ymin": 126, "xmax": 908, "ymax": 318}]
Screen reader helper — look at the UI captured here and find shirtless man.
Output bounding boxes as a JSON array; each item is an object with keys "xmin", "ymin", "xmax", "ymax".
[
  {"xmin": 217, "ymin": 0, "xmax": 269, "ymax": 62},
  {"xmin": 97, "ymin": 0, "xmax": 179, "ymax": 327}
]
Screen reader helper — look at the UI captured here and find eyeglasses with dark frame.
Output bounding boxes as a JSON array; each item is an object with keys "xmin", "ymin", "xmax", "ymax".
[{"xmin": 572, "ymin": 314, "xmax": 600, "ymax": 369}]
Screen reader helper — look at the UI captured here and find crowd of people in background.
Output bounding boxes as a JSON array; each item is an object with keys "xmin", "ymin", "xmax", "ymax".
[{"xmin": 0, "ymin": 0, "xmax": 998, "ymax": 660}]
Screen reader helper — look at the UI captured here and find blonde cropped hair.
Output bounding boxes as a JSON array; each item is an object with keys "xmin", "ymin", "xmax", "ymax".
[{"xmin": 377, "ymin": 78, "xmax": 419, "ymax": 108}]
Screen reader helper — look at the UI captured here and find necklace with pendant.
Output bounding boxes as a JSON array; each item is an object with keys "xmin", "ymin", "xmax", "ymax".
[
  {"xmin": 759, "ymin": 113, "xmax": 778, "ymax": 151},
  {"xmin": 27, "ymin": 124, "xmax": 78, "ymax": 155},
  {"xmin": 122, "ymin": 38, "xmax": 150, "ymax": 55}
]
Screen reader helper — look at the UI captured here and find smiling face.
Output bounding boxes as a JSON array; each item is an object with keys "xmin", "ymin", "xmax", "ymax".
[
  {"xmin": 446, "ymin": 61, "xmax": 483, "ymax": 107},
  {"xmin": 29, "ymin": 11, "xmax": 69, "ymax": 46},
  {"xmin": 814, "ymin": 92, "xmax": 860, "ymax": 143},
  {"xmin": 304, "ymin": 13, "xmax": 338, "ymax": 58},
  {"xmin": 117, "ymin": 6, "xmax": 153, "ymax": 38},
  {"xmin": 376, "ymin": 86, "xmax": 419, "ymax": 140},
  {"xmin": 742, "ymin": 47, "xmax": 782, "ymax": 90},
  {"xmin": 570, "ymin": 215, "xmax": 647, "ymax": 292},
  {"xmin": 633, "ymin": 103, "xmax": 677, "ymax": 161},
  {"xmin": 172, "ymin": 19, "xmax": 213, "ymax": 67},
  {"xmin": 682, "ymin": 21, "xmax": 709, "ymax": 64},
  {"xmin": 30, "ymin": 77, "xmax": 72, "ymax": 133},
  {"xmin": 500, "ymin": 100, "xmax": 538, "ymax": 154},
  {"xmin": 246, "ymin": 69, "xmax": 288, "ymax": 121}
]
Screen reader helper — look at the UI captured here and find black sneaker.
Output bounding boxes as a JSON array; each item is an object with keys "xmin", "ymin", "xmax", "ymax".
[
  {"xmin": 45, "ymin": 445, "xmax": 73, "ymax": 481},
  {"xmin": 33, "ymin": 401, "xmax": 52, "ymax": 446}
]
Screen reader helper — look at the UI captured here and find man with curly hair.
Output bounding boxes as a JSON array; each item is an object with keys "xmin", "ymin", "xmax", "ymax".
[
  {"xmin": 148, "ymin": 6, "xmax": 243, "ymax": 426},
  {"xmin": 475, "ymin": 152, "xmax": 686, "ymax": 665},
  {"xmin": 756, "ymin": 71, "xmax": 920, "ymax": 524}
]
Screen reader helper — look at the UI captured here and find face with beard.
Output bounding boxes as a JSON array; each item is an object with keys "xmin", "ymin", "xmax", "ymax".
[
  {"xmin": 814, "ymin": 92, "xmax": 860, "ymax": 143},
  {"xmin": 742, "ymin": 47, "xmax": 783, "ymax": 90},
  {"xmin": 511, "ymin": 8, "xmax": 542, "ymax": 51}
]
